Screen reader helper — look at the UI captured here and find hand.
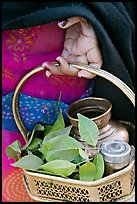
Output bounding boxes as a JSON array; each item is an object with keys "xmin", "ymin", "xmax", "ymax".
[{"xmin": 42, "ymin": 17, "xmax": 103, "ymax": 79}]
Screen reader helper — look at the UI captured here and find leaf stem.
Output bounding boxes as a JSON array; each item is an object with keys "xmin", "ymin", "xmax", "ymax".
[
  {"xmin": 54, "ymin": 91, "xmax": 62, "ymax": 120},
  {"xmin": 76, "ymin": 157, "xmax": 93, "ymax": 166}
]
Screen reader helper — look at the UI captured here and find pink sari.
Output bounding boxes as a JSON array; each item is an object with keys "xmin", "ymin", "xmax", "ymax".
[{"xmin": 2, "ymin": 22, "xmax": 94, "ymax": 202}]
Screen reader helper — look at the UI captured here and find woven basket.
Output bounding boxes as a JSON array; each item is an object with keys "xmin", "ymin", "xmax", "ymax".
[{"xmin": 12, "ymin": 63, "xmax": 135, "ymax": 202}]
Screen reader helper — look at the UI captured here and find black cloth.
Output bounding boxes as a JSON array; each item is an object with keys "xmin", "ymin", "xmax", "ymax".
[{"xmin": 2, "ymin": 2, "xmax": 135, "ymax": 124}]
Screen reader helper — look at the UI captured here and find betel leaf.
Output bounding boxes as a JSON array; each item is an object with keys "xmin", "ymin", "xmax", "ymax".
[
  {"xmin": 72, "ymin": 155, "xmax": 85, "ymax": 164},
  {"xmin": 39, "ymin": 160, "xmax": 76, "ymax": 177},
  {"xmin": 27, "ymin": 150, "xmax": 33, "ymax": 155},
  {"xmin": 32, "ymin": 150, "xmax": 45, "ymax": 161},
  {"xmin": 46, "ymin": 148, "xmax": 79, "ymax": 161},
  {"xmin": 11, "ymin": 155, "xmax": 44, "ymax": 171},
  {"xmin": 6, "ymin": 140, "xmax": 21, "ymax": 161},
  {"xmin": 78, "ymin": 113, "xmax": 99, "ymax": 147},
  {"xmin": 22, "ymin": 124, "xmax": 44, "ymax": 151},
  {"xmin": 51, "ymin": 111, "xmax": 65, "ymax": 132},
  {"xmin": 39, "ymin": 135, "xmax": 84, "ymax": 160},
  {"xmin": 93, "ymin": 152, "xmax": 104, "ymax": 180},
  {"xmin": 43, "ymin": 125, "xmax": 53, "ymax": 137},
  {"xmin": 79, "ymin": 162, "xmax": 96, "ymax": 181},
  {"xmin": 28, "ymin": 138, "xmax": 42, "ymax": 151},
  {"xmin": 72, "ymin": 149, "xmax": 89, "ymax": 165},
  {"xmin": 33, "ymin": 169, "xmax": 68, "ymax": 178},
  {"xmin": 78, "ymin": 148, "xmax": 89, "ymax": 160},
  {"xmin": 43, "ymin": 125, "xmax": 72, "ymax": 144},
  {"xmin": 34, "ymin": 123, "xmax": 45, "ymax": 131}
]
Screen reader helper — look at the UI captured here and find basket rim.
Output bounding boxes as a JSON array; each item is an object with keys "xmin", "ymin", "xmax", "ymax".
[{"xmin": 23, "ymin": 159, "xmax": 135, "ymax": 186}]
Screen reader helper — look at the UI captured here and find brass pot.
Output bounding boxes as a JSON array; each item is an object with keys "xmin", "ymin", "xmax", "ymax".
[{"xmin": 67, "ymin": 97, "xmax": 129, "ymax": 157}]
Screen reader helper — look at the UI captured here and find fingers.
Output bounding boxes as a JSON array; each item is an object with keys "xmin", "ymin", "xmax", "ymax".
[
  {"xmin": 77, "ymin": 62, "xmax": 101, "ymax": 79},
  {"xmin": 79, "ymin": 47, "xmax": 103, "ymax": 79},
  {"xmin": 79, "ymin": 21, "xmax": 103, "ymax": 68},
  {"xmin": 62, "ymin": 49, "xmax": 69, "ymax": 59},
  {"xmin": 76, "ymin": 55, "xmax": 88, "ymax": 64},
  {"xmin": 56, "ymin": 56, "xmax": 78, "ymax": 76},
  {"xmin": 45, "ymin": 70, "xmax": 52, "ymax": 77},
  {"xmin": 42, "ymin": 61, "xmax": 63, "ymax": 77},
  {"xmin": 44, "ymin": 16, "xmax": 103, "ymax": 79},
  {"xmin": 87, "ymin": 47, "xmax": 103, "ymax": 69},
  {"xmin": 64, "ymin": 38, "xmax": 74, "ymax": 54},
  {"xmin": 78, "ymin": 70, "xmax": 96, "ymax": 79},
  {"xmin": 58, "ymin": 17, "xmax": 83, "ymax": 29},
  {"xmin": 42, "ymin": 58, "xmax": 101, "ymax": 79},
  {"xmin": 80, "ymin": 20, "xmax": 96, "ymax": 37},
  {"xmin": 58, "ymin": 16, "xmax": 95, "ymax": 38},
  {"xmin": 42, "ymin": 57, "xmax": 79, "ymax": 77}
]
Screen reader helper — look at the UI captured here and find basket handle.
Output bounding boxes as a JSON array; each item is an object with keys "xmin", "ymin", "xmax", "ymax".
[{"xmin": 12, "ymin": 62, "xmax": 135, "ymax": 143}]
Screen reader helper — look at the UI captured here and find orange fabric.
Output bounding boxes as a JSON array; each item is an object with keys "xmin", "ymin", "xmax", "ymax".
[{"xmin": 2, "ymin": 169, "xmax": 37, "ymax": 202}]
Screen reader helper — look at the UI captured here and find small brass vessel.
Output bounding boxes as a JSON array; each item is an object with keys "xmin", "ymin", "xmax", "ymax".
[{"xmin": 67, "ymin": 97, "xmax": 129, "ymax": 157}]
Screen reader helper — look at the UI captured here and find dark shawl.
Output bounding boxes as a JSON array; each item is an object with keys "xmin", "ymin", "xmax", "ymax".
[{"xmin": 2, "ymin": 2, "xmax": 135, "ymax": 124}]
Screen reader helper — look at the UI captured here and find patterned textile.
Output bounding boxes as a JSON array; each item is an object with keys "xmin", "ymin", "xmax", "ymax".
[{"xmin": 2, "ymin": 81, "xmax": 94, "ymax": 132}]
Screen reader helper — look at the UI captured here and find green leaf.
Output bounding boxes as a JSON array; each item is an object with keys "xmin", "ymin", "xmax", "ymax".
[
  {"xmin": 11, "ymin": 155, "xmax": 44, "ymax": 171},
  {"xmin": 39, "ymin": 135, "xmax": 84, "ymax": 160},
  {"xmin": 35, "ymin": 123, "xmax": 45, "ymax": 131},
  {"xmin": 31, "ymin": 123, "xmax": 44, "ymax": 138},
  {"xmin": 32, "ymin": 150, "xmax": 45, "ymax": 161},
  {"xmin": 6, "ymin": 140, "xmax": 21, "ymax": 160},
  {"xmin": 43, "ymin": 125, "xmax": 72, "ymax": 144},
  {"xmin": 28, "ymin": 150, "xmax": 33, "ymax": 155},
  {"xmin": 78, "ymin": 113, "xmax": 99, "ymax": 147},
  {"xmin": 78, "ymin": 148, "xmax": 89, "ymax": 160},
  {"xmin": 72, "ymin": 155, "xmax": 84, "ymax": 164},
  {"xmin": 39, "ymin": 160, "xmax": 76, "ymax": 177},
  {"xmin": 43, "ymin": 125, "xmax": 53, "ymax": 137},
  {"xmin": 51, "ymin": 111, "xmax": 65, "ymax": 132},
  {"xmin": 35, "ymin": 170, "xmax": 68, "ymax": 178},
  {"xmin": 22, "ymin": 124, "xmax": 44, "ymax": 151},
  {"xmin": 28, "ymin": 138, "xmax": 42, "ymax": 151},
  {"xmin": 43, "ymin": 117, "xmax": 68, "ymax": 138},
  {"xmin": 46, "ymin": 148, "xmax": 79, "ymax": 161},
  {"xmin": 93, "ymin": 152, "xmax": 104, "ymax": 180},
  {"xmin": 79, "ymin": 162, "xmax": 96, "ymax": 181}
]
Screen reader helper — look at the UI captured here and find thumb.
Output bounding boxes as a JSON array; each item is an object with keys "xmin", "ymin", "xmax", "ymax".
[
  {"xmin": 58, "ymin": 17, "xmax": 85, "ymax": 29},
  {"xmin": 78, "ymin": 70, "xmax": 96, "ymax": 79}
]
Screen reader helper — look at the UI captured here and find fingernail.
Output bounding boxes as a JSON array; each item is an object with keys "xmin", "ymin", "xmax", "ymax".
[
  {"xmin": 78, "ymin": 73, "xmax": 83, "ymax": 78},
  {"xmin": 56, "ymin": 57, "xmax": 61, "ymax": 61},
  {"xmin": 56, "ymin": 57, "xmax": 61, "ymax": 66},
  {"xmin": 45, "ymin": 70, "xmax": 52, "ymax": 77},
  {"xmin": 58, "ymin": 20, "xmax": 68, "ymax": 27},
  {"xmin": 89, "ymin": 63, "xmax": 101, "ymax": 68},
  {"xmin": 42, "ymin": 62, "xmax": 48, "ymax": 67},
  {"xmin": 78, "ymin": 72, "xmax": 95, "ymax": 79}
]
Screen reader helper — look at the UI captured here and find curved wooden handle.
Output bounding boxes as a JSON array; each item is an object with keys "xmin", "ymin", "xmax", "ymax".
[{"xmin": 12, "ymin": 63, "xmax": 135, "ymax": 143}]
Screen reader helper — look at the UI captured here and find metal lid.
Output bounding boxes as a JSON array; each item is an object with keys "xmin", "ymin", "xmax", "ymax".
[{"xmin": 100, "ymin": 140, "xmax": 131, "ymax": 164}]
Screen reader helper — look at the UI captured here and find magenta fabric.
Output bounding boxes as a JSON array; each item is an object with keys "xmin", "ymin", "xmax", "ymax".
[{"xmin": 2, "ymin": 22, "xmax": 91, "ymax": 103}]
